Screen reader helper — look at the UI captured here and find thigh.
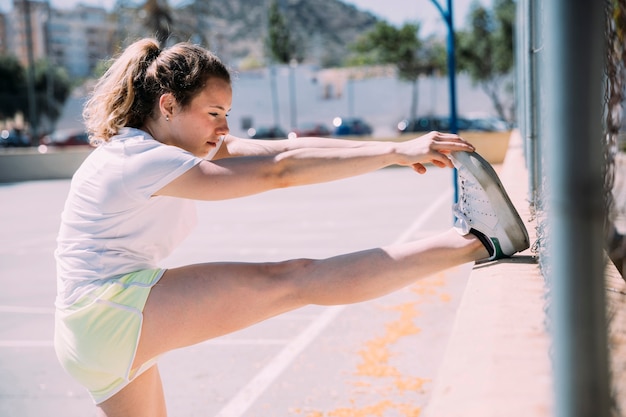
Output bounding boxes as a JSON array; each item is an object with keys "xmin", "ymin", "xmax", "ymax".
[
  {"xmin": 133, "ymin": 259, "xmax": 311, "ymax": 368},
  {"xmin": 97, "ymin": 364, "xmax": 166, "ymax": 417}
]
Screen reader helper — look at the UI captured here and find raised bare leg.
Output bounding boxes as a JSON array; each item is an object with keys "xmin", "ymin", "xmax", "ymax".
[{"xmin": 131, "ymin": 229, "xmax": 486, "ymax": 369}]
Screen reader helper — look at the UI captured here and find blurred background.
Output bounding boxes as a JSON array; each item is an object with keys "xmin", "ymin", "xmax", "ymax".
[{"xmin": 0, "ymin": 0, "xmax": 513, "ymax": 146}]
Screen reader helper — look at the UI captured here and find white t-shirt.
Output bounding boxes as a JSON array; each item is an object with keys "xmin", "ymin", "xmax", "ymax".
[{"xmin": 55, "ymin": 127, "xmax": 223, "ymax": 309}]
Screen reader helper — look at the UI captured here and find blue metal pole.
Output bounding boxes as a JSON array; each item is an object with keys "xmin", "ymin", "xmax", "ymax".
[
  {"xmin": 429, "ymin": 0, "xmax": 459, "ymax": 204},
  {"xmin": 445, "ymin": 0, "xmax": 458, "ymax": 136}
]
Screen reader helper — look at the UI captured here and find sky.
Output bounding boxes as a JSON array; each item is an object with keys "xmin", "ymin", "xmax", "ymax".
[{"xmin": 0, "ymin": 0, "xmax": 490, "ymax": 35}]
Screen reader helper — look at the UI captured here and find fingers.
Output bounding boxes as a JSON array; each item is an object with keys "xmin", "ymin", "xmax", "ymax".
[
  {"xmin": 425, "ymin": 131, "xmax": 475, "ymax": 153},
  {"xmin": 403, "ymin": 131, "xmax": 475, "ymax": 173},
  {"xmin": 413, "ymin": 163, "xmax": 427, "ymax": 174},
  {"xmin": 412, "ymin": 157, "xmax": 452, "ymax": 174},
  {"xmin": 432, "ymin": 159, "xmax": 450, "ymax": 168}
]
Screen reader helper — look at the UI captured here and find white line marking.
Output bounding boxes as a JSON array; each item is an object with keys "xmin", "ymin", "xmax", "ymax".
[
  {"xmin": 200, "ymin": 338, "xmax": 289, "ymax": 346},
  {"xmin": 0, "ymin": 306, "xmax": 55, "ymax": 314},
  {"xmin": 0, "ymin": 338, "xmax": 292, "ymax": 349},
  {"xmin": 213, "ymin": 194, "xmax": 448, "ymax": 417},
  {"xmin": 214, "ymin": 306, "xmax": 346, "ymax": 417},
  {"xmin": 393, "ymin": 191, "xmax": 453, "ymax": 244},
  {"xmin": 0, "ymin": 340, "xmax": 54, "ymax": 347}
]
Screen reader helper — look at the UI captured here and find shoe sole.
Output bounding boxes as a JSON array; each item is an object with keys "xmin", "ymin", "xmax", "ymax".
[{"xmin": 451, "ymin": 151, "xmax": 530, "ymax": 255}]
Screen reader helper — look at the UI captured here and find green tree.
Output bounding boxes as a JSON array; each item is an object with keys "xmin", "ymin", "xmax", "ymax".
[
  {"xmin": 456, "ymin": 0, "xmax": 516, "ymax": 123},
  {"xmin": 0, "ymin": 56, "xmax": 71, "ymax": 133},
  {"xmin": 0, "ymin": 55, "xmax": 27, "ymax": 121},
  {"xmin": 33, "ymin": 60, "xmax": 72, "ymax": 132},
  {"xmin": 266, "ymin": 0, "xmax": 301, "ymax": 130},
  {"xmin": 267, "ymin": 0, "xmax": 296, "ymax": 65},
  {"xmin": 351, "ymin": 22, "xmax": 442, "ymax": 123},
  {"xmin": 143, "ymin": 0, "xmax": 174, "ymax": 46}
]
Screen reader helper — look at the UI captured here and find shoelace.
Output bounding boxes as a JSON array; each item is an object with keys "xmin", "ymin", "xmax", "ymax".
[{"xmin": 453, "ymin": 166, "xmax": 494, "ymax": 234}]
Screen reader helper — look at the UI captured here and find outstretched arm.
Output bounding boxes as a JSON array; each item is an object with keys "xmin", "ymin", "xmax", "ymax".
[
  {"xmin": 213, "ymin": 134, "xmax": 385, "ymax": 159},
  {"xmin": 156, "ymin": 131, "xmax": 474, "ymax": 201}
]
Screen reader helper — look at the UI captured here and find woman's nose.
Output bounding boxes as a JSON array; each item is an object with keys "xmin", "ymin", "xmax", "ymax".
[{"xmin": 216, "ymin": 120, "xmax": 230, "ymax": 136}]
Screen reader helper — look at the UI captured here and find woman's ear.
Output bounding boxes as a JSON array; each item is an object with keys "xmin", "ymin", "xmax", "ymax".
[{"xmin": 159, "ymin": 93, "xmax": 176, "ymax": 120}]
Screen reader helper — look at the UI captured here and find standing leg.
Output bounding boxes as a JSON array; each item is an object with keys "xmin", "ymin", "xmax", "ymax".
[{"xmin": 96, "ymin": 365, "xmax": 167, "ymax": 417}]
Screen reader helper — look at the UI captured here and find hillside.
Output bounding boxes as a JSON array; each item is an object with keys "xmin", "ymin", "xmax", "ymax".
[{"xmin": 174, "ymin": 0, "xmax": 380, "ymax": 67}]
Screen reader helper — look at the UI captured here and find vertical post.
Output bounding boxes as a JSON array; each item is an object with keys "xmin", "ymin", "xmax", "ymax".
[
  {"xmin": 45, "ymin": 0, "xmax": 54, "ymax": 133},
  {"xmin": 527, "ymin": 0, "xmax": 541, "ymax": 203},
  {"xmin": 289, "ymin": 62, "xmax": 297, "ymax": 129},
  {"xmin": 270, "ymin": 65, "xmax": 280, "ymax": 128},
  {"xmin": 544, "ymin": 1, "xmax": 611, "ymax": 416},
  {"xmin": 428, "ymin": 0, "xmax": 459, "ymax": 204},
  {"xmin": 347, "ymin": 76, "xmax": 354, "ymax": 118},
  {"xmin": 445, "ymin": 0, "xmax": 459, "ymax": 205},
  {"xmin": 516, "ymin": 0, "xmax": 540, "ymax": 204},
  {"xmin": 22, "ymin": 0, "xmax": 38, "ymax": 143},
  {"xmin": 445, "ymin": 0, "xmax": 458, "ymax": 136}
]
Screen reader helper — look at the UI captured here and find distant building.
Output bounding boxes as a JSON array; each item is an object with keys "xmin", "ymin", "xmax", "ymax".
[
  {"xmin": 48, "ymin": 4, "xmax": 115, "ymax": 77},
  {"xmin": 7, "ymin": 0, "xmax": 49, "ymax": 67},
  {"xmin": 0, "ymin": 13, "xmax": 7, "ymax": 55},
  {"xmin": 3, "ymin": 0, "xmax": 116, "ymax": 78}
]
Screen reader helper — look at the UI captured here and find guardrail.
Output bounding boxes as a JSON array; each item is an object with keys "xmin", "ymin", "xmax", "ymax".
[{"xmin": 0, "ymin": 146, "xmax": 93, "ymax": 183}]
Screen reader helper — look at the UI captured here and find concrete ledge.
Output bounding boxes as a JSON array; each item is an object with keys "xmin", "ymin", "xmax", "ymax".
[
  {"xmin": 379, "ymin": 131, "xmax": 512, "ymax": 165},
  {"xmin": 424, "ymin": 131, "xmax": 553, "ymax": 416},
  {"xmin": 0, "ymin": 146, "xmax": 93, "ymax": 183}
]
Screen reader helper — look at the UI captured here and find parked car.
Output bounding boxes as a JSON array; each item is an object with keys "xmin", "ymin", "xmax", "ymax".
[
  {"xmin": 397, "ymin": 116, "xmax": 509, "ymax": 134},
  {"xmin": 332, "ymin": 117, "xmax": 373, "ymax": 136},
  {"xmin": 397, "ymin": 116, "xmax": 472, "ymax": 134},
  {"xmin": 288, "ymin": 122, "xmax": 332, "ymax": 139},
  {"xmin": 466, "ymin": 117, "xmax": 510, "ymax": 132},
  {"xmin": 0, "ymin": 129, "xmax": 30, "ymax": 147},
  {"xmin": 247, "ymin": 126, "xmax": 288, "ymax": 139},
  {"xmin": 41, "ymin": 129, "xmax": 91, "ymax": 147}
]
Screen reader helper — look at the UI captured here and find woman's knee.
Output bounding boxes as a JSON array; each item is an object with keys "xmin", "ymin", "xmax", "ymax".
[{"xmin": 259, "ymin": 257, "xmax": 317, "ymax": 302}]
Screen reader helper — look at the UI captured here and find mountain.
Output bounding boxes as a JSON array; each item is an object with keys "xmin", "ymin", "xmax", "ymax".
[{"xmin": 174, "ymin": 0, "xmax": 380, "ymax": 67}]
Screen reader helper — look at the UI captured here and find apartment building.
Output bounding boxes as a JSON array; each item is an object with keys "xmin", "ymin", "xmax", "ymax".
[
  {"xmin": 48, "ymin": 4, "xmax": 115, "ymax": 77},
  {"xmin": 2, "ymin": 0, "xmax": 116, "ymax": 78},
  {"xmin": 0, "ymin": 13, "xmax": 7, "ymax": 55},
  {"xmin": 7, "ymin": 0, "xmax": 49, "ymax": 68}
]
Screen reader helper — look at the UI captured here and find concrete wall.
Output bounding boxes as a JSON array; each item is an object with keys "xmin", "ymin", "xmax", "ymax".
[
  {"xmin": 0, "ymin": 146, "xmax": 93, "ymax": 183},
  {"xmin": 0, "ymin": 132, "xmax": 510, "ymax": 183}
]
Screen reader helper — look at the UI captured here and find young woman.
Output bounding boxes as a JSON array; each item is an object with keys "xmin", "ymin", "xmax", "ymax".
[{"xmin": 54, "ymin": 38, "xmax": 528, "ymax": 417}]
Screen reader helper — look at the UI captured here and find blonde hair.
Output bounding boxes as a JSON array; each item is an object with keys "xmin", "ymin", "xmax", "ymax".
[{"xmin": 83, "ymin": 38, "xmax": 231, "ymax": 142}]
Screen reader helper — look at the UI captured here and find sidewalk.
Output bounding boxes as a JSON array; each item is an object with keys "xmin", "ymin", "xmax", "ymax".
[
  {"xmin": 424, "ymin": 131, "xmax": 626, "ymax": 416},
  {"xmin": 424, "ymin": 131, "xmax": 552, "ymax": 416}
]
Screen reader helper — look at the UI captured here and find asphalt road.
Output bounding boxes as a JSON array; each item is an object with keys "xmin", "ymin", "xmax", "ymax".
[{"xmin": 0, "ymin": 166, "xmax": 472, "ymax": 417}]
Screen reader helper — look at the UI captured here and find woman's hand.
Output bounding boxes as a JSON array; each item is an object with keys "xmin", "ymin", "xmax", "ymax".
[{"xmin": 396, "ymin": 131, "xmax": 475, "ymax": 174}]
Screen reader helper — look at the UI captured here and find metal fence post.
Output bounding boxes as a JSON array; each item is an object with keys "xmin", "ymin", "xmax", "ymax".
[{"xmin": 543, "ymin": 1, "xmax": 611, "ymax": 416}]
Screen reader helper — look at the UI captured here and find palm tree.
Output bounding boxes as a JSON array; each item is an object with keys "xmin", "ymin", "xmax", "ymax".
[
  {"xmin": 143, "ymin": 0, "xmax": 173, "ymax": 45},
  {"xmin": 266, "ymin": 0, "xmax": 300, "ymax": 130}
]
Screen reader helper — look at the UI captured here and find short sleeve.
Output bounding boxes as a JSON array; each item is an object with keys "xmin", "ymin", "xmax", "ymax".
[{"xmin": 122, "ymin": 137, "xmax": 204, "ymax": 199}]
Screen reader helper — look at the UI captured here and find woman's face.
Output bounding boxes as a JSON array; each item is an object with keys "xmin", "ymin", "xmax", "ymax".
[{"xmin": 166, "ymin": 77, "xmax": 232, "ymax": 157}]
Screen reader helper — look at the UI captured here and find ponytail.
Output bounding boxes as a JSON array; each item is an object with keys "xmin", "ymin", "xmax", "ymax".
[{"xmin": 83, "ymin": 39, "xmax": 161, "ymax": 143}]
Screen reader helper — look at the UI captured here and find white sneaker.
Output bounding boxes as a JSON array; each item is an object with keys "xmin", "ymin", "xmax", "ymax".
[{"xmin": 449, "ymin": 151, "xmax": 530, "ymax": 261}]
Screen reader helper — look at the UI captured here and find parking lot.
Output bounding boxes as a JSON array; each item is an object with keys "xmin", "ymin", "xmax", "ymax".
[{"xmin": 0, "ymin": 166, "xmax": 472, "ymax": 416}]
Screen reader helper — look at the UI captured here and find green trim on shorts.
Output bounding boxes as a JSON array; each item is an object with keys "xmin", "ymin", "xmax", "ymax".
[{"xmin": 54, "ymin": 268, "xmax": 165, "ymax": 404}]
